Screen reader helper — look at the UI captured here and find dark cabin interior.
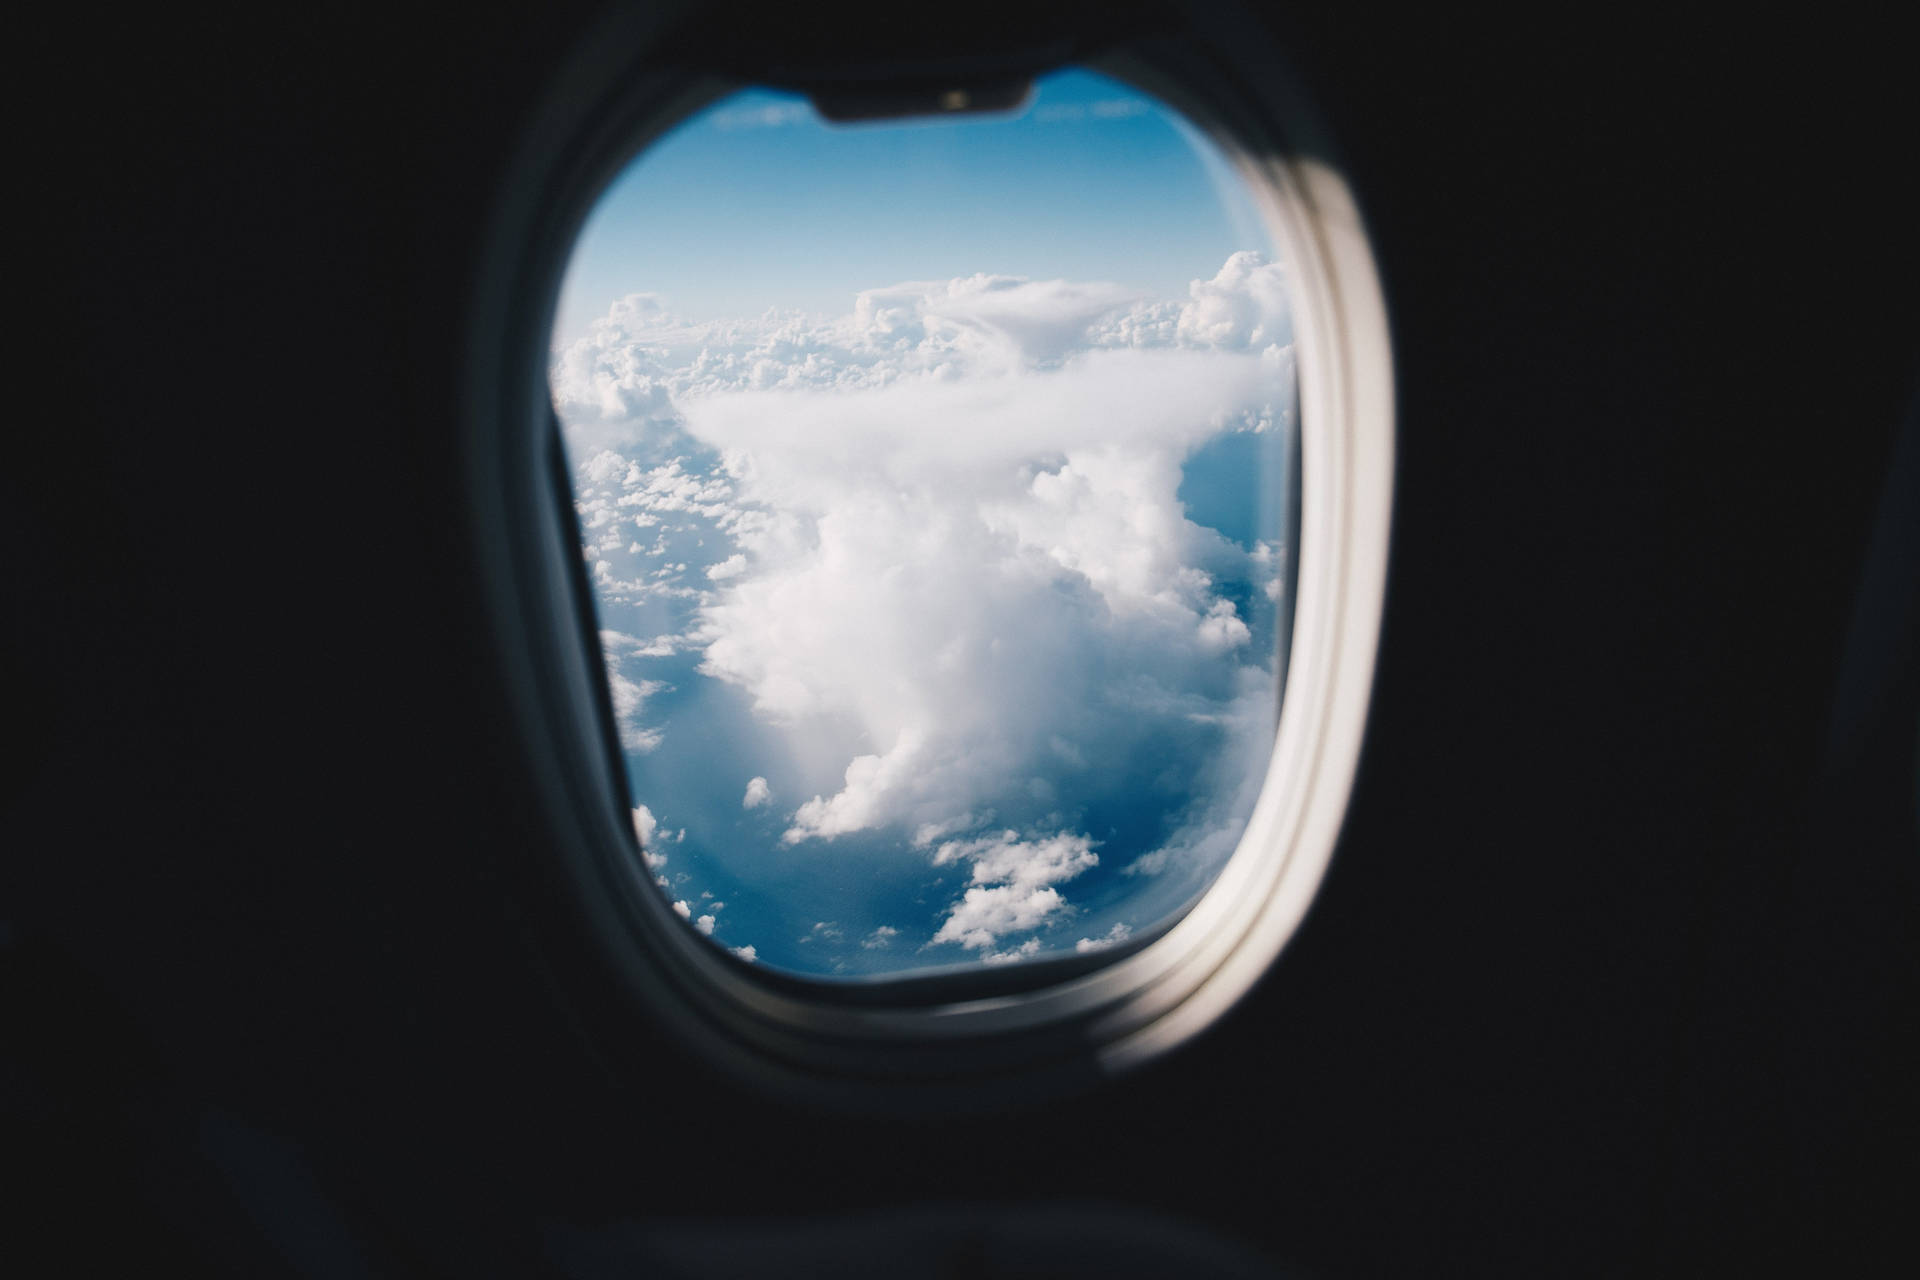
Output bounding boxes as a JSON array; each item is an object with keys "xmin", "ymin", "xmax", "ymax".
[{"xmin": 10, "ymin": 3, "xmax": 1917, "ymax": 1275}]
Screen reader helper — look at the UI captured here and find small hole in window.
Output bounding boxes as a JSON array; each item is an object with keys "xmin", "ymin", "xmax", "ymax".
[{"xmin": 549, "ymin": 67, "xmax": 1298, "ymax": 979}]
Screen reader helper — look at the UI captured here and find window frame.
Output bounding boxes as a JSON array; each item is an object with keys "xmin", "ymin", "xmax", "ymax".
[{"xmin": 459, "ymin": 6, "xmax": 1393, "ymax": 1106}]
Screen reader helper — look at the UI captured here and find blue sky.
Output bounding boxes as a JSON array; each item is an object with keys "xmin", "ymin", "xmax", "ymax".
[
  {"xmin": 551, "ymin": 69, "xmax": 1295, "ymax": 978},
  {"xmin": 553, "ymin": 69, "xmax": 1269, "ymax": 344}
]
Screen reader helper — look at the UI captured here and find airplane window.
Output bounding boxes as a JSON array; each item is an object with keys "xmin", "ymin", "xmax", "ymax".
[{"xmin": 549, "ymin": 68, "xmax": 1300, "ymax": 979}]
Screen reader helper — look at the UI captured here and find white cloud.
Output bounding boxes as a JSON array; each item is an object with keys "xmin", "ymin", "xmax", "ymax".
[
  {"xmin": 631, "ymin": 805, "xmax": 669, "ymax": 870},
  {"xmin": 928, "ymin": 830, "xmax": 1099, "ymax": 951},
  {"xmin": 695, "ymin": 914, "xmax": 716, "ymax": 936},
  {"xmin": 1177, "ymin": 251, "xmax": 1292, "ymax": 350},
  {"xmin": 1076, "ymin": 922, "xmax": 1134, "ymax": 954},
  {"xmin": 982, "ymin": 938, "xmax": 1043, "ymax": 965},
  {"xmin": 1125, "ymin": 664, "xmax": 1277, "ymax": 881},
  {"xmin": 1196, "ymin": 599, "xmax": 1252, "ymax": 653},
  {"xmin": 557, "ymin": 254, "xmax": 1294, "ymax": 967},
  {"xmin": 782, "ymin": 733, "xmax": 926, "ymax": 843},
  {"xmin": 604, "ymin": 659, "xmax": 667, "ymax": 752},
  {"xmin": 912, "ymin": 815, "xmax": 984, "ymax": 848},
  {"xmin": 861, "ymin": 925, "xmax": 899, "ymax": 950},
  {"xmin": 553, "ymin": 256, "xmax": 1292, "ymax": 419},
  {"xmin": 730, "ymin": 944, "xmax": 758, "ymax": 962}
]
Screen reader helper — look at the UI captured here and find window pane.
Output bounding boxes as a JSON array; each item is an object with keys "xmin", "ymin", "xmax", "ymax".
[{"xmin": 551, "ymin": 68, "xmax": 1296, "ymax": 978}]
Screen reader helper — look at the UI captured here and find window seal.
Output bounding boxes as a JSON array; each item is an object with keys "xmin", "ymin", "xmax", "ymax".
[{"xmin": 459, "ymin": 3, "xmax": 1394, "ymax": 1107}]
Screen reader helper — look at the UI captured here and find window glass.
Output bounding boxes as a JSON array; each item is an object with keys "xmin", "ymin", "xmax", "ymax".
[{"xmin": 551, "ymin": 68, "xmax": 1296, "ymax": 977}]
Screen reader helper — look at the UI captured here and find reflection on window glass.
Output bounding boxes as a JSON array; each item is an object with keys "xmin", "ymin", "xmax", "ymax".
[{"xmin": 550, "ymin": 69, "xmax": 1297, "ymax": 978}]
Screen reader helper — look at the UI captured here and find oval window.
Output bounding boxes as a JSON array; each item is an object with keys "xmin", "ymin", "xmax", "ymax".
[{"xmin": 549, "ymin": 67, "xmax": 1298, "ymax": 979}]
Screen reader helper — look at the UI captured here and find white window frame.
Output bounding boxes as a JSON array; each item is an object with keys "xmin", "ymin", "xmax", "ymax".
[{"xmin": 458, "ymin": 7, "xmax": 1393, "ymax": 1107}]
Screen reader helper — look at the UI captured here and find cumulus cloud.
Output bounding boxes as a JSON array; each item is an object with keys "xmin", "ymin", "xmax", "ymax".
[
  {"xmin": 632, "ymin": 805, "xmax": 683, "ymax": 845},
  {"xmin": 782, "ymin": 733, "xmax": 927, "ymax": 843},
  {"xmin": 1177, "ymin": 251, "xmax": 1293, "ymax": 350},
  {"xmin": 799, "ymin": 921, "xmax": 844, "ymax": 945},
  {"xmin": 1196, "ymin": 599, "xmax": 1252, "ymax": 653},
  {"xmin": 1123, "ymin": 662, "xmax": 1276, "ymax": 881},
  {"xmin": 553, "ymin": 254, "xmax": 1291, "ymax": 413},
  {"xmin": 861, "ymin": 926, "xmax": 899, "ymax": 950},
  {"xmin": 731, "ymin": 944, "xmax": 758, "ymax": 962},
  {"xmin": 556, "ymin": 252, "xmax": 1294, "ymax": 971},
  {"xmin": 928, "ymin": 831, "xmax": 1099, "ymax": 952},
  {"xmin": 631, "ymin": 806, "xmax": 668, "ymax": 871},
  {"xmin": 604, "ymin": 665, "xmax": 667, "ymax": 752},
  {"xmin": 982, "ymin": 938, "xmax": 1043, "ymax": 965},
  {"xmin": 1076, "ymin": 922, "xmax": 1134, "ymax": 953}
]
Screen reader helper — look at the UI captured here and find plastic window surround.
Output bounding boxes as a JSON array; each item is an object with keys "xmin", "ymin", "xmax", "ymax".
[{"xmin": 460, "ymin": 12, "xmax": 1393, "ymax": 1108}]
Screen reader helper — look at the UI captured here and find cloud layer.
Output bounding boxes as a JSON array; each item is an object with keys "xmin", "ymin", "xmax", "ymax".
[{"xmin": 557, "ymin": 254, "xmax": 1293, "ymax": 973}]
